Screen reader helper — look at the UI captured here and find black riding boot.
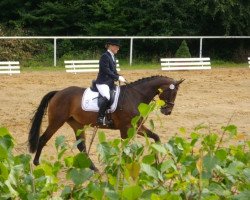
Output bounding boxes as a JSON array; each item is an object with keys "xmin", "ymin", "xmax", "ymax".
[{"xmin": 97, "ymin": 97, "xmax": 110, "ymax": 125}]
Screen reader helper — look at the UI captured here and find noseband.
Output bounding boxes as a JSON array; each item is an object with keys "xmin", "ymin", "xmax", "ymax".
[{"xmin": 161, "ymin": 101, "xmax": 175, "ymax": 109}]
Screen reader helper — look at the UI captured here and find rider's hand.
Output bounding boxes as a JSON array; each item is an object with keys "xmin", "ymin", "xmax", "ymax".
[{"xmin": 118, "ymin": 76, "xmax": 126, "ymax": 83}]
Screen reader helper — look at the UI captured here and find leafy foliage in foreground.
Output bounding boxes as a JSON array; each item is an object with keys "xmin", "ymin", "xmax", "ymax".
[{"xmin": 0, "ymin": 103, "xmax": 249, "ymax": 199}]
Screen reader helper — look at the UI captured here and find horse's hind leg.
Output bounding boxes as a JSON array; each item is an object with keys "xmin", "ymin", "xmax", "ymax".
[
  {"xmin": 67, "ymin": 119, "xmax": 98, "ymax": 171},
  {"xmin": 119, "ymin": 126, "xmax": 129, "ymax": 139},
  {"xmin": 33, "ymin": 121, "xmax": 64, "ymax": 165}
]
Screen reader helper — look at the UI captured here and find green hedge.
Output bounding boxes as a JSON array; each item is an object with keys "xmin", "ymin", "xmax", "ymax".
[{"xmin": 1, "ymin": 101, "xmax": 249, "ymax": 199}]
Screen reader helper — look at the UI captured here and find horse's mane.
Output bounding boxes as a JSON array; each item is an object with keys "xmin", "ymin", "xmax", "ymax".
[{"xmin": 127, "ymin": 75, "xmax": 174, "ymax": 86}]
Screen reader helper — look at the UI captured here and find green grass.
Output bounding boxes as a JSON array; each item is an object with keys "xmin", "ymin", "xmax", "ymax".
[
  {"xmin": 20, "ymin": 59, "xmax": 249, "ymax": 72},
  {"xmin": 211, "ymin": 60, "xmax": 248, "ymax": 68},
  {"xmin": 23, "ymin": 65, "xmax": 65, "ymax": 72}
]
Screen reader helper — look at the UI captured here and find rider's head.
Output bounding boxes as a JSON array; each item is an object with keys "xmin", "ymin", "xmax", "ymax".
[{"xmin": 105, "ymin": 39, "xmax": 120, "ymax": 54}]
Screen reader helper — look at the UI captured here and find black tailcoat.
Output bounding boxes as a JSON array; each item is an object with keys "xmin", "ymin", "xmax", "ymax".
[{"xmin": 96, "ymin": 51, "xmax": 119, "ymax": 88}]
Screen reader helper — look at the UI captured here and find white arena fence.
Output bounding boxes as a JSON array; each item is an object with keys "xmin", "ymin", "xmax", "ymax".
[{"xmin": 0, "ymin": 36, "xmax": 249, "ymax": 66}]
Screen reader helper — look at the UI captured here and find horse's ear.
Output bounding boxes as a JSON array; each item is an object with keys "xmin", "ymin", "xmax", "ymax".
[{"xmin": 175, "ymin": 79, "xmax": 185, "ymax": 85}]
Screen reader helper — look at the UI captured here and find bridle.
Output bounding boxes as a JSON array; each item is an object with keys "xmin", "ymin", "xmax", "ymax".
[
  {"xmin": 161, "ymin": 101, "xmax": 175, "ymax": 109},
  {"xmin": 158, "ymin": 83, "xmax": 177, "ymax": 109}
]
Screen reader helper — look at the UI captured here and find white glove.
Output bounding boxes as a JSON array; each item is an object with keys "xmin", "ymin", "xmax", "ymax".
[{"xmin": 118, "ymin": 76, "xmax": 126, "ymax": 83}]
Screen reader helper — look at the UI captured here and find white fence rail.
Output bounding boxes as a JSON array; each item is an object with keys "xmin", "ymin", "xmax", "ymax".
[
  {"xmin": 0, "ymin": 36, "xmax": 249, "ymax": 66},
  {"xmin": 65, "ymin": 60, "xmax": 120, "ymax": 73},
  {"xmin": 161, "ymin": 57, "xmax": 211, "ymax": 71},
  {"xmin": 0, "ymin": 61, "xmax": 20, "ymax": 75}
]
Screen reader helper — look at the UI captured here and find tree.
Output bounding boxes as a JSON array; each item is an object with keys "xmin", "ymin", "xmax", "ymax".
[
  {"xmin": 193, "ymin": 0, "xmax": 250, "ymax": 35},
  {"xmin": 175, "ymin": 40, "xmax": 191, "ymax": 58},
  {"xmin": 19, "ymin": 0, "xmax": 88, "ymax": 35}
]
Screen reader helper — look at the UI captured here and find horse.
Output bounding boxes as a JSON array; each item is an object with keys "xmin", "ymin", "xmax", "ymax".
[{"xmin": 28, "ymin": 76, "xmax": 184, "ymax": 170}]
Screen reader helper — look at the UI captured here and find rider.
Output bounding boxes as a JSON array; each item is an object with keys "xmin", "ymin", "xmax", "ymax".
[{"xmin": 95, "ymin": 39, "xmax": 126, "ymax": 125}]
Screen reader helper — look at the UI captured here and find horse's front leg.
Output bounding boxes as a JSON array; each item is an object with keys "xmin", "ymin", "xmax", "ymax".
[
  {"xmin": 68, "ymin": 119, "xmax": 98, "ymax": 172},
  {"xmin": 137, "ymin": 125, "xmax": 161, "ymax": 142},
  {"xmin": 75, "ymin": 132, "xmax": 87, "ymax": 152},
  {"xmin": 75, "ymin": 131, "xmax": 98, "ymax": 172}
]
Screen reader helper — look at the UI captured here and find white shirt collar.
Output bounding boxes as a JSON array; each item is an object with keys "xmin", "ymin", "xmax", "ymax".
[{"xmin": 107, "ymin": 49, "xmax": 115, "ymax": 61}]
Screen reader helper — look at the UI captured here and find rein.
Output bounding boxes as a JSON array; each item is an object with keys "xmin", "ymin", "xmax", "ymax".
[
  {"xmin": 126, "ymin": 81, "xmax": 176, "ymax": 109},
  {"xmin": 119, "ymin": 82, "xmax": 127, "ymax": 110},
  {"xmin": 125, "ymin": 82, "xmax": 154, "ymax": 99},
  {"xmin": 119, "ymin": 81, "xmax": 156, "ymax": 110}
]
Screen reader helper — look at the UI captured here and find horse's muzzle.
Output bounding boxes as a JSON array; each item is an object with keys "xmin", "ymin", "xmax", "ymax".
[{"xmin": 161, "ymin": 108, "xmax": 172, "ymax": 115}]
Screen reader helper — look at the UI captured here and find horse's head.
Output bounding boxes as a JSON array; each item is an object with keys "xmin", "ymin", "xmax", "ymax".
[{"xmin": 159, "ymin": 79, "xmax": 184, "ymax": 115}]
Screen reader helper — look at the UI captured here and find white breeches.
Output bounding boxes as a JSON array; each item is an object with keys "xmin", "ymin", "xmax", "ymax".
[{"xmin": 96, "ymin": 84, "xmax": 110, "ymax": 100}]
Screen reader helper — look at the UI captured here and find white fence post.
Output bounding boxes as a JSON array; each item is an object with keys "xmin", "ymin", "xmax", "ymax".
[
  {"xmin": 54, "ymin": 38, "xmax": 57, "ymax": 66},
  {"xmin": 199, "ymin": 37, "xmax": 203, "ymax": 58},
  {"xmin": 130, "ymin": 38, "xmax": 133, "ymax": 66}
]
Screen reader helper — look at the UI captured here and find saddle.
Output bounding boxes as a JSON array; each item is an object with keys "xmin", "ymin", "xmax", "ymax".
[
  {"xmin": 90, "ymin": 80, "xmax": 116, "ymax": 107},
  {"xmin": 81, "ymin": 81, "xmax": 120, "ymax": 113}
]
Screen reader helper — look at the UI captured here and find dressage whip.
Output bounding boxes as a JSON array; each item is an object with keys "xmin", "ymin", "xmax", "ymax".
[{"xmin": 87, "ymin": 126, "xmax": 98, "ymax": 155}]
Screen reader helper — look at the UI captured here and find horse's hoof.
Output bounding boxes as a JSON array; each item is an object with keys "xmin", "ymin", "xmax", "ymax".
[
  {"xmin": 90, "ymin": 165, "xmax": 99, "ymax": 172},
  {"xmin": 91, "ymin": 167, "xmax": 99, "ymax": 172},
  {"xmin": 33, "ymin": 160, "xmax": 40, "ymax": 166},
  {"xmin": 155, "ymin": 136, "xmax": 161, "ymax": 143}
]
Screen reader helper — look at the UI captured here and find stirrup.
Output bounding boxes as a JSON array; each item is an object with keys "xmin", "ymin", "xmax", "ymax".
[
  {"xmin": 105, "ymin": 118, "xmax": 114, "ymax": 126},
  {"xmin": 97, "ymin": 117, "xmax": 105, "ymax": 125}
]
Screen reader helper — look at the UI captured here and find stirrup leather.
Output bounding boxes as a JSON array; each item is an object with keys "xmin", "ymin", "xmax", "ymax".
[{"xmin": 97, "ymin": 116, "xmax": 113, "ymax": 126}]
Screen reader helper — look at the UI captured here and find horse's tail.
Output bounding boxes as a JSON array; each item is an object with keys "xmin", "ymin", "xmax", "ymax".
[{"xmin": 28, "ymin": 91, "xmax": 58, "ymax": 153}]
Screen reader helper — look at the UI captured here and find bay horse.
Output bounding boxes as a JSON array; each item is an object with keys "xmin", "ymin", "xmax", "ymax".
[{"xmin": 28, "ymin": 76, "xmax": 184, "ymax": 170}]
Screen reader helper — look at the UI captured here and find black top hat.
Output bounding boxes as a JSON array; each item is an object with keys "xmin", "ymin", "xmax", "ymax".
[{"xmin": 106, "ymin": 39, "xmax": 120, "ymax": 47}]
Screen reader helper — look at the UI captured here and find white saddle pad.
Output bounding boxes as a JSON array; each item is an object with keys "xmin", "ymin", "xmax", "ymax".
[{"xmin": 81, "ymin": 86, "xmax": 120, "ymax": 113}]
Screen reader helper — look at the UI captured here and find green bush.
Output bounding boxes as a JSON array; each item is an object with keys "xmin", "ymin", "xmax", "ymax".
[
  {"xmin": 175, "ymin": 40, "xmax": 191, "ymax": 58},
  {"xmin": 0, "ymin": 25, "xmax": 50, "ymax": 63},
  {"xmin": 0, "ymin": 101, "xmax": 249, "ymax": 199}
]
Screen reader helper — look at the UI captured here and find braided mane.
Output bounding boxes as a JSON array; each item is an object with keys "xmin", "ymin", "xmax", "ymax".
[{"xmin": 128, "ymin": 75, "xmax": 173, "ymax": 86}]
